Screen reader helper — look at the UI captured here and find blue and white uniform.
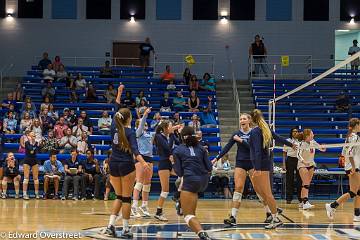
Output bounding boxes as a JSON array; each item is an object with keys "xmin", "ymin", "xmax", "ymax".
[
  {"xmin": 155, "ymin": 133, "xmax": 180, "ymax": 171},
  {"xmin": 24, "ymin": 141, "xmax": 39, "ymax": 167},
  {"xmin": 136, "ymin": 114, "xmax": 156, "ymax": 163}
]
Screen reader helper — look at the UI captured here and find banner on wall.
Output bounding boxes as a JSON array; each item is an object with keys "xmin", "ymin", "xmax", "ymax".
[{"xmin": 185, "ymin": 55, "xmax": 196, "ymax": 66}]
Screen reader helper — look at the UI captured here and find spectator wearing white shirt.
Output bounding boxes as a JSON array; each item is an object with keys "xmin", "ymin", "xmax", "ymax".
[
  {"xmin": 77, "ymin": 133, "xmax": 89, "ymax": 155},
  {"xmin": 56, "ymin": 64, "xmax": 67, "ymax": 81},
  {"xmin": 75, "ymin": 73, "xmax": 86, "ymax": 90},
  {"xmin": 188, "ymin": 114, "xmax": 201, "ymax": 132},
  {"xmin": 59, "ymin": 128, "xmax": 78, "ymax": 154},
  {"xmin": 211, "ymin": 153, "xmax": 232, "ymax": 198},
  {"xmin": 349, "ymin": 39, "xmax": 360, "ymax": 73},
  {"xmin": 41, "ymin": 82, "xmax": 56, "ymax": 102},
  {"xmin": 43, "ymin": 64, "xmax": 56, "ymax": 82},
  {"xmin": 98, "ymin": 111, "xmax": 112, "ymax": 135},
  {"xmin": 72, "ymin": 118, "xmax": 88, "ymax": 140}
]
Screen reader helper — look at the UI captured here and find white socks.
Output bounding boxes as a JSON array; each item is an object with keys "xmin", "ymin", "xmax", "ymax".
[
  {"xmin": 123, "ymin": 219, "xmax": 129, "ymax": 231},
  {"xmin": 132, "ymin": 200, "xmax": 139, "ymax": 208},
  {"xmin": 142, "ymin": 201, "xmax": 148, "ymax": 207},
  {"xmin": 108, "ymin": 214, "xmax": 117, "ymax": 227},
  {"xmin": 231, "ymin": 208, "xmax": 238, "ymax": 218}
]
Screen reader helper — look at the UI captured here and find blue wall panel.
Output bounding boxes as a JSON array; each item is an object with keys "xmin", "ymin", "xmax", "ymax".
[
  {"xmin": 266, "ymin": 0, "xmax": 292, "ymax": 21},
  {"xmin": 156, "ymin": 0, "xmax": 181, "ymax": 20},
  {"xmin": 52, "ymin": 0, "xmax": 77, "ymax": 19}
]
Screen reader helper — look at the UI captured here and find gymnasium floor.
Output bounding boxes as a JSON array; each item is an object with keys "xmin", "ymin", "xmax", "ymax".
[{"xmin": 0, "ymin": 199, "xmax": 359, "ymax": 239}]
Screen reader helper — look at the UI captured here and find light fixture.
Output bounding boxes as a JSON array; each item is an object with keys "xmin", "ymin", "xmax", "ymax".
[
  {"xmin": 350, "ymin": 17, "xmax": 355, "ymax": 25},
  {"xmin": 6, "ymin": 8, "xmax": 14, "ymax": 17},
  {"xmin": 220, "ymin": 16, "xmax": 228, "ymax": 24},
  {"xmin": 129, "ymin": 16, "xmax": 136, "ymax": 23},
  {"xmin": 336, "ymin": 29, "xmax": 350, "ymax": 32}
]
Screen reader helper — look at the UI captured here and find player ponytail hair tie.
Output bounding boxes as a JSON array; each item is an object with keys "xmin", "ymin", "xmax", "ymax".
[{"xmin": 115, "ymin": 112, "xmax": 124, "ymax": 119}]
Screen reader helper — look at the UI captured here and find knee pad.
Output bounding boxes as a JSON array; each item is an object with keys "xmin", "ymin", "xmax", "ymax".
[
  {"xmin": 117, "ymin": 195, "xmax": 123, "ymax": 200},
  {"xmin": 233, "ymin": 192, "xmax": 243, "ymax": 203},
  {"xmin": 142, "ymin": 184, "xmax": 151, "ymax": 193},
  {"xmin": 160, "ymin": 191, "xmax": 169, "ymax": 199},
  {"xmin": 134, "ymin": 182, "xmax": 143, "ymax": 192},
  {"xmin": 34, "ymin": 179, "xmax": 39, "ymax": 185},
  {"xmin": 184, "ymin": 215, "xmax": 196, "ymax": 225},
  {"xmin": 349, "ymin": 191, "xmax": 357, "ymax": 198},
  {"xmin": 23, "ymin": 179, "xmax": 29, "ymax": 184},
  {"xmin": 122, "ymin": 197, "xmax": 132, "ymax": 204},
  {"xmin": 302, "ymin": 185, "xmax": 310, "ymax": 189}
]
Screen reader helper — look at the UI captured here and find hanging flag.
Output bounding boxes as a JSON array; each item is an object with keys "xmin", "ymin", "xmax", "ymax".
[
  {"xmin": 281, "ymin": 56, "xmax": 289, "ymax": 67},
  {"xmin": 185, "ymin": 55, "xmax": 196, "ymax": 66}
]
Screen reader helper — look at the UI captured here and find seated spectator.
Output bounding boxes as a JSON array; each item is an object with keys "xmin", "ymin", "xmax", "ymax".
[
  {"xmin": 135, "ymin": 90, "xmax": 147, "ymax": 107},
  {"xmin": 136, "ymin": 99, "xmax": 148, "ymax": 119},
  {"xmin": 160, "ymin": 65, "xmax": 175, "ymax": 83},
  {"xmin": 43, "ymin": 153, "xmax": 64, "ymax": 199},
  {"xmin": 173, "ymin": 91, "xmax": 187, "ymax": 112},
  {"xmin": 66, "ymin": 73, "xmax": 74, "ymax": 88},
  {"xmin": 52, "ymin": 56, "xmax": 62, "ymax": 72},
  {"xmin": 105, "ymin": 83, "xmax": 117, "ymax": 104},
  {"xmin": 2, "ymin": 93, "xmax": 16, "ymax": 110},
  {"xmin": 81, "ymin": 149, "xmax": 101, "ymax": 200},
  {"xmin": 188, "ymin": 114, "xmax": 201, "ymax": 132},
  {"xmin": 72, "ymin": 118, "xmax": 89, "ymax": 140},
  {"xmin": 201, "ymin": 73, "xmax": 216, "ymax": 91},
  {"xmin": 102, "ymin": 150, "xmax": 111, "ymax": 201},
  {"xmin": 75, "ymin": 73, "xmax": 86, "ymax": 90},
  {"xmin": 21, "ymin": 102, "xmax": 37, "ymax": 119},
  {"xmin": 40, "ymin": 130, "xmax": 58, "ymax": 153},
  {"xmin": 48, "ymin": 104, "xmax": 59, "ymax": 121},
  {"xmin": 196, "ymin": 131, "xmax": 210, "ymax": 152},
  {"xmin": 13, "ymin": 83, "xmax": 24, "ymax": 102},
  {"xmin": 150, "ymin": 112, "xmax": 162, "ymax": 129},
  {"xmin": 69, "ymin": 76, "xmax": 79, "ymax": 103},
  {"xmin": 160, "ymin": 92, "xmax": 173, "ymax": 112},
  {"xmin": 189, "ymin": 75, "xmax": 200, "ymax": 92},
  {"xmin": 100, "ymin": 60, "xmax": 113, "ymax": 78},
  {"xmin": 18, "ymin": 129, "xmax": 30, "ymax": 153},
  {"xmin": 59, "ymin": 128, "xmax": 77, "ymax": 153},
  {"xmin": 20, "ymin": 112, "xmax": 33, "ymax": 133},
  {"xmin": 56, "ymin": 64, "xmax": 67, "ymax": 81},
  {"xmin": 61, "ymin": 149, "xmax": 82, "ymax": 200},
  {"xmin": 199, "ymin": 96, "xmax": 217, "ymax": 128},
  {"xmin": 211, "ymin": 154, "xmax": 232, "ymax": 199},
  {"xmin": 122, "ymin": 91, "xmax": 136, "ymax": 109},
  {"xmin": 335, "ymin": 92, "xmax": 351, "ymax": 113},
  {"xmin": 38, "ymin": 52, "xmax": 52, "ymax": 70},
  {"xmin": 67, "ymin": 109, "xmax": 78, "ymax": 128},
  {"xmin": 3, "ymin": 111, "xmax": 17, "ymax": 134},
  {"xmin": 183, "ymin": 68, "xmax": 191, "ymax": 85},
  {"xmin": 166, "ymin": 79, "xmax": 176, "ymax": 91},
  {"xmin": 41, "ymin": 82, "xmax": 56, "ymax": 102},
  {"xmin": 21, "ymin": 96, "xmax": 37, "ymax": 113},
  {"xmin": 77, "ymin": 133, "xmax": 89, "ymax": 155},
  {"xmin": 8, "ymin": 104, "xmax": 19, "ymax": 120},
  {"xmin": 62, "ymin": 108, "xmax": 71, "ymax": 125},
  {"xmin": 85, "ymin": 84, "xmax": 98, "ymax": 103},
  {"xmin": 188, "ymin": 90, "xmax": 200, "ymax": 112},
  {"xmin": 43, "ymin": 64, "xmax": 56, "ymax": 81},
  {"xmin": 79, "ymin": 111, "xmax": 93, "ymax": 134},
  {"xmin": 1, "ymin": 152, "xmax": 21, "ymax": 199},
  {"xmin": 39, "ymin": 108, "xmax": 55, "ymax": 134},
  {"xmin": 173, "ymin": 112, "xmax": 184, "ymax": 126},
  {"xmin": 31, "ymin": 118, "xmax": 43, "ymax": 144},
  {"xmin": 40, "ymin": 96, "xmax": 51, "ymax": 111},
  {"xmin": 98, "ymin": 111, "xmax": 112, "ymax": 135}
]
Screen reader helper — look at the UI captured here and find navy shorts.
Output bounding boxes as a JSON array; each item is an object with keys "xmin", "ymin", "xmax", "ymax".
[
  {"xmin": 142, "ymin": 156, "xmax": 153, "ymax": 163},
  {"xmin": 235, "ymin": 160, "xmax": 253, "ymax": 171},
  {"xmin": 109, "ymin": 161, "xmax": 135, "ymax": 177},
  {"xmin": 182, "ymin": 175, "xmax": 209, "ymax": 193},
  {"xmin": 158, "ymin": 159, "xmax": 172, "ymax": 171},
  {"xmin": 23, "ymin": 158, "xmax": 38, "ymax": 167},
  {"xmin": 345, "ymin": 168, "xmax": 360, "ymax": 176}
]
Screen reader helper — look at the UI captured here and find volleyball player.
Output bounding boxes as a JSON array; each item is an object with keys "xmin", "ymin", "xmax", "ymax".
[
  {"xmin": 1, "ymin": 152, "xmax": 21, "ymax": 199},
  {"xmin": 131, "ymin": 107, "xmax": 155, "ymax": 217},
  {"xmin": 173, "ymin": 126, "xmax": 213, "ymax": 240},
  {"xmin": 249, "ymin": 109, "xmax": 294, "ymax": 229},
  {"xmin": 104, "ymin": 84, "xmax": 150, "ymax": 238},
  {"xmin": 23, "ymin": 131, "xmax": 40, "ymax": 200},
  {"xmin": 326, "ymin": 118, "xmax": 360, "ymax": 221},
  {"xmin": 296, "ymin": 129, "xmax": 326, "ymax": 210}
]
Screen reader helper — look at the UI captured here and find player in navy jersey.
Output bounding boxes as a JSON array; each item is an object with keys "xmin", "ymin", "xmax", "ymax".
[
  {"xmin": 173, "ymin": 126, "xmax": 212, "ymax": 240},
  {"xmin": 104, "ymin": 85, "xmax": 150, "ymax": 239},
  {"xmin": 1, "ymin": 152, "xmax": 21, "ymax": 199}
]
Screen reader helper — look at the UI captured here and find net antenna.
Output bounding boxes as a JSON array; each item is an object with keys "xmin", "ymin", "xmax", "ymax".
[{"xmin": 268, "ymin": 51, "xmax": 360, "ymax": 130}]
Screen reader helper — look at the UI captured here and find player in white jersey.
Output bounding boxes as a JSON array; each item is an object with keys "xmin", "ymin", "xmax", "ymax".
[
  {"xmin": 296, "ymin": 129, "xmax": 326, "ymax": 210},
  {"xmin": 326, "ymin": 118, "xmax": 360, "ymax": 222}
]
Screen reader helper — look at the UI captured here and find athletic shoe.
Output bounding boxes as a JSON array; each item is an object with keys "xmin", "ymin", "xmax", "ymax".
[
  {"xmin": 35, "ymin": 194, "xmax": 40, "ymax": 199},
  {"xmin": 23, "ymin": 194, "xmax": 30, "ymax": 200},
  {"xmin": 325, "ymin": 203, "xmax": 336, "ymax": 220},
  {"xmin": 103, "ymin": 225, "xmax": 117, "ymax": 238},
  {"xmin": 298, "ymin": 203, "xmax": 303, "ymax": 209},
  {"xmin": 43, "ymin": 195, "xmax": 48, "ymax": 200},
  {"xmin": 277, "ymin": 208, "xmax": 283, "ymax": 214},
  {"xmin": 224, "ymin": 215, "xmax": 237, "ymax": 227},
  {"xmin": 61, "ymin": 196, "xmax": 66, "ymax": 201},
  {"xmin": 1, "ymin": 193, "xmax": 7, "ymax": 199},
  {"xmin": 53, "ymin": 195, "xmax": 59, "ymax": 200},
  {"xmin": 154, "ymin": 213, "xmax": 168, "ymax": 221},
  {"xmin": 131, "ymin": 206, "xmax": 141, "ymax": 218},
  {"xmin": 119, "ymin": 229, "xmax": 133, "ymax": 239},
  {"xmin": 175, "ymin": 201, "xmax": 183, "ymax": 216},
  {"xmin": 303, "ymin": 202, "xmax": 314, "ymax": 210},
  {"xmin": 104, "ymin": 196, "xmax": 108, "ymax": 201},
  {"xmin": 15, "ymin": 194, "xmax": 19, "ymax": 199},
  {"xmin": 139, "ymin": 206, "xmax": 151, "ymax": 217},
  {"xmin": 264, "ymin": 217, "xmax": 283, "ymax": 229},
  {"xmin": 354, "ymin": 215, "xmax": 360, "ymax": 222},
  {"xmin": 264, "ymin": 213, "xmax": 272, "ymax": 223},
  {"xmin": 198, "ymin": 231, "xmax": 212, "ymax": 240},
  {"xmin": 81, "ymin": 197, "xmax": 86, "ymax": 201}
]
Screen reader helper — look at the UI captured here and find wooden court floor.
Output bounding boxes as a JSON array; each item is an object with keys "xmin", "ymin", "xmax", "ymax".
[{"xmin": 0, "ymin": 198, "xmax": 359, "ymax": 239}]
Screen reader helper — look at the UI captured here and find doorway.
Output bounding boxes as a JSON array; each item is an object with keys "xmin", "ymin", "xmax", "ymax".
[{"xmin": 112, "ymin": 41, "xmax": 143, "ymax": 66}]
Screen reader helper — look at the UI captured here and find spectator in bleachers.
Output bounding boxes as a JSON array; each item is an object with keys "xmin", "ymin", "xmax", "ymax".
[
  {"xmin": 136, "ymin": 99, "xmax": 149, "ymax": 119},
  {"xmin": 98, "ymin": 111, "xmax": 112, "ymax": 135},
  {"xmin": 68, "ymin": 109, "xmax": 78, "ymax": 128},
  {"xmin": 105, "ymin": 83, "xmax": 117, "ymax": 104},
  {"xmin": 166, "ymin": 79, "xmax": 176, "ymax": 91},
  {"xmin": 196, "ymin": 131, "xmax": 209, "ymax": 152},
  {"xmin": 160, "ymin": 92, "xmax": 173, "ymax": 112},
  {"xmin": 81, "ymin": 149, "xmax": 101, "ymax": 200},
  {"xmin": 173, "ymin": 112, "xmax": 184, "ymax": 126},
  {"xmin": 249, "ymin": 35, "xmax": 269, "ymax": 77},
  {"xmin": 38, "ymin": 52, "xmax": 52, "ymax": 70},
  {"xmin": 75, "ymin": 73, "xmax": 86, "ymax": 90},
  {"xmin": 139, "ymin": 37, "xmax": 155, "ymax": 71},
  {"xmin": 123, "ymin": 91, "xmax": 136, "ymax": 109},
  {"xmin": 18, "ymin": 129, "xmax": 30, "ymax": 153},
  {"xmin": 0, "ymin": 125, "xmax": 3, "ymax": 196},
  {"xmin": 41, "ymin": 82, "xmax": 56, "ymax": 102},
  {"xmin": 20, "ymin": 112, "xmax": 33, "ymax": 133},
  {"xmin": 61, "ymin": 149, "xmax": 82, "ymax": 200},
  {"xmin": 335, "ymin": 92, "xmax": 351, "ymax": 114},
  {"xmin": 211, "ymin": 154, "xmax": 232, "ymax": 198},
  {"xmin": 160, "ymin": 65, "xmax": 175, "ymax": 84},
  {"xmin": 31, "ymin": 118, "xmax": 43, "ymax": 144},
  {"xmin": 8, "ymin": 104, "xmax": 19, "ymax": 120},
  {"xmin": 39, "ymin": 108, "xmax": 55, "ymax": 134},
  {"xmin": 3, "ymin": 111, "xmax": 17, "ymax": 134},
  {"xmin": 40, "ymin": 96, "xmax": 51, "ymax": 112},
  {"xmin": 150, "ymin": 112, "xmax": 162, "ymax": 129},
  {"xmin": 43, "ymin": 64, "xmax": 56, "ymax": 82},
  {"xmin": 188, "ymin": 114, "xmax": 201, "ymax": 132},
  {"xmin": 100, "ymin": 60, "xmax": 114, "ymax": 78},
  {"xmin": 201, "ymin": 73, "xmax": 216, "ymax": 92},
  {"xmin": 102, "ymin": 153, "xmax": 111, "ymax": 201},
  {"xmin": 59, "ymin": 128, "xmax": 77, "ymax": 153},
  {"xmin": 21, "ymin": 96, "xmax": 37, "ymax": 113},
  {"xmin": 2, "ymin": 93, "xmax": 16, "ymax": 110},
  {"xmin": 21, "ymin": 102, "xmax": 37, "ymax": 119},
  {"xmin": 23, "ymin": 131, "xmax": 40, "ymax": 200},
  {"xmin": 77, "ymin": 132, "xmax": 89, "ymax": 155},
  {"xmin": 66, "ymin": 73, "xmax": 74, "ymax": 88},
  {"xmin": 48, "ymin": 104, "xmax": 59, "ymax": 120},
  {"xmin": 1, "ymin": 152, "xmax": 21, "ymax": 199},
  {"xmin": 135, "ymin": 90, "xmax": 147, "ymax": 107},
  {"xmin": 79, "ymin": 111, "xmax": 93, "ymax": 134},
  {"xmin": 199, "ymin": 96, "xmax": 217, "ymax": 128},
  {"xmin": 62, "ymin": 108, "xmax": 72, "ymax": 125},
  {"xmin": 189, "ymin": 75, "xmax": 199, "ymax": 92},
  {"xmin": 173, "ymin": 91, "xmax": 187, "ymax": 112},
  {"xmin": 69, "ymin": 77, "xmax": 79, "ymax": 103},
  {"xmin": 40, "ymin": 130, "xmax": 58, "ymax": 153},
  {"xmin": 43, "ymin": 153, "xmax": 64, "ymax": 199},
  {"xmin": 85, "ymin": 84, "xmax": 98, "ymax": 103},
  {"xmin": 348, "ymin": 39, "xmax": 360, "ymax": 73},
  {"xmin": 183, "ymin": 68, "xmax": 191, "ymax": 85},
  {"xmin": 53, "ymin": 56, "xmax": 63, "ymax": 72},
  {"xmin": 13, "ymin": 83, "xmax": 24, "ymax": 102},
  {"xmin": 56, "ymin": 64, "xmax": 67, "ymax": 81},
  {"xmin": 188, "ymin": 90, "xmax": 200, "ymax": 113}
]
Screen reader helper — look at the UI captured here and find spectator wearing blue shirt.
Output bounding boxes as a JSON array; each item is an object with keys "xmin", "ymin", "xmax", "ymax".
[
  {"xmin": 81, "ymin": 149, "xmax": 101, "ymax": 200},
  {"xmin": 43, "ymin": 153, "xmax": 64, "ymax": 199},
  {"xmin": 199, "ymin": 96, "xmax": 217, "ymax": 128},
  {"xmin": 3, "ymin": 111, "xmax": 17, "ymax": 134},
  {"xmin": 173, "ymin": 91, "xmax": 187, "ymax": 112},
  {"xmin": 38, "ymin": 52, "xmax": 52, "ymax": 70},
  {"xmin": 62, "ymin": 149, "xmax": 82, "ymax": 200},
  {"xmin": 1, "ymin": 93, "xmax": 16, "ymax": 110}
]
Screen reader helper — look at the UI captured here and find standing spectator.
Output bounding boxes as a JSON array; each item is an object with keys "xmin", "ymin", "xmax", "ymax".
[
  {"xmin": 72, "ymin": 118, "xmax": 89, "ymax": 140},
  {"xmin": 31, "ymin": 118, "xmax": 43, "ymax": 144},
  {"xmin": 48, "ymin": 104, "xmax": 59, "ymax": 121},
  {"xmin": 39, "ymin": 108, "xmax": 55, "ymax": 134},
  {"xmin": 188, "ymin": 90, "xmax": 200, "ymax": 113},
  {"xmin": 40, "ymin": 96, "xmax": 51, "ymax": 111},
  {"xmin": 211, "ymin": 154, "xmax": 232, "ymax": 198},
  {"xmin": 173, "ymin": 91, "xmax": 187, "ymax": 112},
  {"xmin": 135, "ymin": 90, "xmax": 147, "ymax": 107},
  {"xmin": 160, "ymin": 92, "xmax": 173, "ymax": 112},
  {"xmin": 56, "ymin": 64, "xmax": 67, "ymax": 81},
  {"xmin": 79, "ymin": 111, "xmax": 93, "ymax": 134},
  {"xmin": 38, "ymin": 52, "xmax": 52, "ymax": 70},
  {"xmin": 189, "ymin": 75, "xmax": 200, "ymax": 92},
  {"xmin": 54, "ymin": 117, "xmax": 68, "ymax": 139},
  {"xmin": 81, "ymin": 149, "xmax": 101, "ymax": 200},
  {"xmin": 249, "ymin": 35, "xmax": 268, "ymax": 77},
  {"xmin": 75, "ymin": 73, "xmax": 86, "ymax": 90},
  {"xmin": 21, "ymin": 102, "xmax": 37, "ymax": 119},
  {"xmin": 21, "ymin": 97, "xmax": 37, "ymax": 113},
  {"xmin": 53, "ymin": 56, "xmax": 63, "ymax": 72},
  {"xmin": 160, "ymin": 65, "xmax": 175, "ymax": 84},
  {"xmin": 77, "ymin": 133, "xmax": 89, "ymax": 155},
  {"xmin": 105, "ymin": 83, "xmax": 117, "ymax": 104},
  {"xmin": 43, "ymin": 64, "xmax": 56, "ymax": 81},
  {"xmin": 188, "ymin": 114, "xmax": 201, "ymax": 132},
  {"xmin": 41, "ymin": 82, "xmax": 56, "ymax": 102},
  {"xmin": 3, "ymin": 111, "xmax": 17, "ymax": 134},
  {"xmin": 20, "ymin": 112, "xmax": 33, "ymax": 133},
  {"xmin": 348, "ymin": 39, "xmax": 360, "ymax": 73},
  {"xmin": 40, "ymin": 130, "xmax": 58, "ymax": 153},
  {"xmin": 13, "ymin": 83, "xmax": 24, "ymax": 102},
  {"xmin": 183, "ymin": 68, "xmax": 191, "ymax": 85},
  {"xmin": 98, "ymin": 111, "xmax": 112, "ymax": 135},
  {"xmin": 139, "ymin": 37, "xmax": 155, "ymax": 71},
  {"xmin": 68, "ymin": 109, "xmax": 78, "ymax": 128},
  {"xmin": 18, "ymin": 129, "xmax": 30, "ymax": 154},
  {"xmin": 59, "ymin": 128, "xmax": 77, "ymax": 153},
  {"xmin": 100, "ymin": 60, "xmax": 113, "ymax": 78},
  {"xmin": 150, "ymin": 112, "xmax": 162, "ymax": 129},
  {"xmin": 199, "ymin": 96, "xmax": 217, "ymax": 128},
  {"xmin": 2, "ymin": 93, "xmax": 16, "ymax": 110},
  {"xmin": 43, "ymin": 153, "xmax": 64, "ymax": 199},
  {"xmin": 122, "ymin": 91, "xmax": 136, "ymax": 109},
  {"xmin": 61, "ymin": 149, "xmax": 82, "ymax": 200},
  {"xmin": 1, "ymin": 152, "xmax": 21, "ymax": 199},
  {"xmin": 85, "ymin": 84, "xmax": 98, "ymax": 103},
  {"xmin": 201, "ymin": 73, "xmax": 216, "ymax": 92},
  {"xmin": 69, "ymin": 76, "xmax": 78, "ymax": 103}
]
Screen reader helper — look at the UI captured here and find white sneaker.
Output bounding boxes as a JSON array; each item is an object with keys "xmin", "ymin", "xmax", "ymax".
[
  {"xmin": 264, "ymin": 217, "xmax": 283, "ymax": 229},
  {"xmin": 303, "ymin": 202, "xmax": 314, "ymax": 210},
  {"xmin": 154, "ymin": 214, "xmax": 168, "ymax": 221},
  {"xmin": 354, "ymin": 215, "xmax": 360, "ymax": 222},
  {"xmin": 139, "ymin": 206, "xmax": 151, "ymax": 217},
  {"xmin": 325, "ymin": 203, "xmax": 336, "ymax": 220},
  {"xmin": 1, "ymin": 193, "xmax": 6, "ymax": 199},
  {"xmin": 131, "ymin": 206, "xmax": 141, "ymax": 218},
  {"xmin": 23, "ymin": 194, "xmax": 30, "ymax": 200},
  {"xmin": 35, "ymin": 194, "xmax": 40, "ymax": 199},
  {"xmin": 298, "ymin": 203, "xmax": 303, "ymax": 209}
]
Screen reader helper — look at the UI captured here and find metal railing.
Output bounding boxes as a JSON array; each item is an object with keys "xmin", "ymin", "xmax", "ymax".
[{"xmin": 0, "ymin": 63, "xmax": 14, "ymax": 92}]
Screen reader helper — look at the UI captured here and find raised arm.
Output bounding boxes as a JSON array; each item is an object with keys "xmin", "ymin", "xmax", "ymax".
[
  {"xmin": 115, "ymin": 84, "xmax": 124, "ymax": 105},
  {"xmin": 271, "ymin": 130, "xmax": 293, "ymax": 147}
]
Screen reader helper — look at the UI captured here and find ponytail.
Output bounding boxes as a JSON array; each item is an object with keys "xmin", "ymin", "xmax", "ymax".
[
  {"xmin": 251, "ymin": 109, "xmax": 272, "ymax": 148},
  {"xmin": 114, "ymin": 108, "xmax": 132, "ymax": 153},
  {"xmin": 181, "ymin": 126, "xmax": 198, "ymax": 147}
]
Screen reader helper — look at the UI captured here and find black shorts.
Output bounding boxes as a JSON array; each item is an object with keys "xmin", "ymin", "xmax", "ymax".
[
  {"xmin": 299, "ymin": 166, "xmax": 315, "ymax": 171},
  {"xmin": 345, "ymin": 168, "xmax": 360, "ymax": 176},
  {"xmin": 4, "ymin": 172, "xmax": 20, "ymax": 179},
  {"xmin": 23, "ymin": 158, "xmax": 38, "ymax": 167},
  {"xmin": 142, "ymin": 156, "xmax": 153, "ymax": 163},
  {"xmin": 109, "ymin": 161, "xmax": 135, "ymax": 177},
  {"xmin": 235, "ymin": 160, "xmax": 253, "ymax": 171},
  {"xmin": 158, "ymin": 159, "xmax": 172, "ymax": 171},
  {"xmin": 182, "ymin": 175, "xmax": 209, "ymax": 193}
]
